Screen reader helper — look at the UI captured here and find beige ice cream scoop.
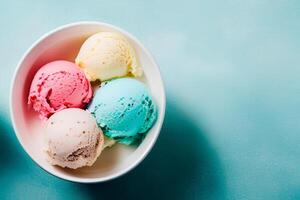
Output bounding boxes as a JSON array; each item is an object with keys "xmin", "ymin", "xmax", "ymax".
[
  {"xmin": 75, "ymin": 32, "xmax": 142, "ymax": 81},
  {"xmin": 45, "ymin": 108, "xmax": 104, "ymax": 169}
]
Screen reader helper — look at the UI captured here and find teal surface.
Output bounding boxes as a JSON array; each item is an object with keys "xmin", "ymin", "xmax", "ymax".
[{"xmin": 0, "ymin": 0, "xmax": 300, "ymax": 199}]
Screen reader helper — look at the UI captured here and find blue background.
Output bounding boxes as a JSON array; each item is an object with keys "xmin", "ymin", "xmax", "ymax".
[{"xmin": 1, "ymin": 0, "xmax": 300, "ymax": 199}]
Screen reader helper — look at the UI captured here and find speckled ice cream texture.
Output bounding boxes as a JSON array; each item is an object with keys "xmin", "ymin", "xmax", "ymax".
[
  {"xmin": 45, "ymin": 108, "xmax": 104, "ymax": 169},
  {"xmin": 88, "ymin": 78, "xmax": 157, "ymax": 145}
]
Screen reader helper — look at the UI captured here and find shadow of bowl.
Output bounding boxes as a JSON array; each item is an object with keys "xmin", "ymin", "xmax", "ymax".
[
  {"xmin": 82, "ymin": 100, "xmax": 227, "ymax": 199},
  {"xmin": 0, "ymin": 112, "xmax": 21, "ymax": 172}
]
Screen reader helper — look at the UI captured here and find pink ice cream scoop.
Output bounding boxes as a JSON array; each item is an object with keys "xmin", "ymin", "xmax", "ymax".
[{"xmin": 28, "ymin": 60, "xmax": 92, "ymax": 119}]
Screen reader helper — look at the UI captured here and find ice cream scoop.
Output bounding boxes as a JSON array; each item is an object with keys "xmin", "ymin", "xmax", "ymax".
[
  {"xmin": 75, "ymin": 32, "xmax": 142, "ymax": 81},
  {"xmin": 28, "ymin": 60, "xmax": 92, "ymax": 119},
  {"xmin": 45, "ymin": 108, "xmax": 104, "ymax": 169},
  {"xmin": 88, "ymin": 78, "xmax": 157, "ymax": 145}
]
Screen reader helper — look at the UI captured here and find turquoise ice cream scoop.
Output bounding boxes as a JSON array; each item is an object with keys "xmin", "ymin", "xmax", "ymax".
[{"xmin": 88, "ymin": 78, "xmax": 157, "ymax": 145}]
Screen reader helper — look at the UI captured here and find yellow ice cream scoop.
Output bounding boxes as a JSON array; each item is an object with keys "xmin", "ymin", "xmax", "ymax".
[{"xmin": 75, "ymin": 32, "xmax": 142, "ymax": 81}]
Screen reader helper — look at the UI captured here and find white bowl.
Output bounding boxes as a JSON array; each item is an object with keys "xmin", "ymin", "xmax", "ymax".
[{"xmin": 10, "ymin": 21, "xmax": 166, "ymax": 183}]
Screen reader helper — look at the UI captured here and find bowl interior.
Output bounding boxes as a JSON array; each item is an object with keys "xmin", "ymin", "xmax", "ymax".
[{"xmin": 11, "ymin": 23, "xmax": 165, "ymax": 182}]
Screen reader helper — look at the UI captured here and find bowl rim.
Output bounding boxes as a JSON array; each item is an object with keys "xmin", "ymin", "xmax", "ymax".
[{"xmin": 9, "ymin": 21, "xmax": 166, "ymax": 183}]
